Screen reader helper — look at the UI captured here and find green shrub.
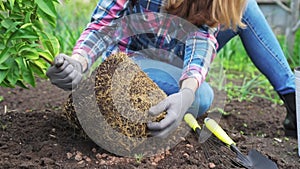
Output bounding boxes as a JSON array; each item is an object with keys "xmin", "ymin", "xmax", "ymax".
[{"xmin": 0, "ymin": 0, "xmax": 60, "ymax": 88}]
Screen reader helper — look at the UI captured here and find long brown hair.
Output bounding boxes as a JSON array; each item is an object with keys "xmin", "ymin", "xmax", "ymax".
[{"xmin": 165, "ymin": 0, "xmax": 246, "ymax": 30}]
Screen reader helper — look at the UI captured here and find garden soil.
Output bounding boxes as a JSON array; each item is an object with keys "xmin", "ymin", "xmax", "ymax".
[{"xmin": 0, "ymin": 78, "xmax": 300, "ymax": 169}]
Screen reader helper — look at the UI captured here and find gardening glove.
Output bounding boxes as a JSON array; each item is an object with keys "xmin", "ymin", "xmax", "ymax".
[
  {"xmin": 46, "ymin": 54, "xmax": 83, "ymax": 91},
  {"xmin": 147, "ymin": 88, "xmax": 195, "ymax": 138}
]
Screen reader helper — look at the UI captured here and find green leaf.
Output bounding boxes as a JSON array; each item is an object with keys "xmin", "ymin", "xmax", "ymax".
[
  {"xmin": 30, "ymin": 63, "xmax": 48, "ymax": 79},
  {"xmin": 49, "ymin": 35, "xmax": 60, "ymax": 56},
  {"xmin": 15, "ymin": 57, "xmax": 26, "ymax": 70},
  {"xmin": 0, "ymin": 43, "xmax": 4, "ymax": 51},
  {"xmin": 25, "ymin": 11, "xmax": 32, "ymax": 23},
  {"xmin": 6, "ymin": 61, "xmax": 19, "ymax": 85},
  {"xmin": 35, "ymin": 0, "xmax": 57, "ymax": 18},
  {"xmin": 15, "ymin": 42, "xmax": 27, "ymax": 51},
  {"xmin": 32, "ymin": 59, "xmax": 48, "ymax": 70},
  {"xmin": 20, "ymin": 23, "xmax": 33, "ymax": 29},
  {"xmin": 13, "ymin": 32, "xmax": 39, "ymax": 40},
  {"xmin": 0, "ymin": 2, "xmax": 5, "ymax": 11},
  {"xmin": 16, "ymin": 59, "xmax": 36, "ymax": 87},
  {"xmin": 4, "ymin": 21, "xmax": 22, "ymax": 35},
  {"xmin": 7, "ymin": 13, "xmax": 23, "ymax": 20},
  {"xmin": 23, "ymin": 64, "xmax": 35, "ymax": 87},
  {"xmin": 16, "ymin": 80, "xmax": 29, "ymax": 89},
  {"xmin": 23, "ymin": 50, "xmax": 40, "ymax": 60},
  {"xmin": 30, "ymin": 60, "xmax": 48, "ymax": 78},
  {"xmin": 23, "ymin": 0, "xmax": 35, "ymax": 8},
  {"xmin": 0, "ymin": 48, "xmax": 10, "ymax": 65},
  {"xmin": 9, "ymin": 0, "xmax": 15, "ymax": 10},
  {"xmin": 37, "ymin": 8, "xmax": 56, "ymax": 28},
  {"xmin": 0, "ymin": 70, "xmax": 9, "ymax": 84},
  {"xmin": 33, "ymin": 20, "xmax": 44, "ymax": 30},
  {"xmin": 8, "ymin": 29, "xmax": 39, "ymax": 42},
  {"xmin": 18, "ymin": 44, "xmax": 39, "ymax": 55},
  {"xmin": 38, "ymin": 50, "xmax": 54, "ymax": 64},
  {"xmin": 38, "ymin": 31, "xmax": 60, "ymax": 57},
  {"xmin": 1, "ymin": 19, "xmax": 14, "ymax": 29},
  {"xmin": 0, "ymin": 64, "xmax": 10, "ymax": 70},
  {"xmin": 0, "ymin": 80, "xmax": 14, "ymax": 88}
]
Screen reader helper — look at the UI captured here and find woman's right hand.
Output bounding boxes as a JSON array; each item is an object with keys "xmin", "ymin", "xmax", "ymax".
[
  {"xmin": 147, "ymin": 88, "xmax": 195, "ymax": 138},
  {"xmin": 46, "ymin": 54, "xmax": 83, "ymax": 91}
]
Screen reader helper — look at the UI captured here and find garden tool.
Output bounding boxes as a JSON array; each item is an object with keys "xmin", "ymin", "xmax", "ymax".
[
  {"xmin": 184, "ymin": 113, "xmax": 240, "ymax": 168},
  {"xmin": 184, "ymin": 113, "xmax": 202, "ymax": 138},
  {"xmin": 204, "ymin": 117, "xmax": 278, "ymax": 169}
]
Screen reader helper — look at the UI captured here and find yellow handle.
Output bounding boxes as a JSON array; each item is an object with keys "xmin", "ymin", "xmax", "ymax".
[
  {"xmin": 204, "ymin": 117, "xmax": 235, "ymax": 146},
  {"xmin": 184, "ymin": 113, "xmax": 201, "ymax": 131}
]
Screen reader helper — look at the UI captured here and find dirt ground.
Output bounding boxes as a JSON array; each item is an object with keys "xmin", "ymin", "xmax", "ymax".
[{"xmin": 0, "ymin": 78, "xmax": 300, "ymax": 169}]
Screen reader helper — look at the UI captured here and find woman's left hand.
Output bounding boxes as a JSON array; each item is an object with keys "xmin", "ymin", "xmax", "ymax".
[{"xmin": 147, "ymin": 88, "xmax": 195, "ymax": 138}]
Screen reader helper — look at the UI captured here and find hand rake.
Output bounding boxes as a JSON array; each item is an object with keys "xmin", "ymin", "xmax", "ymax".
[
  {"xmin": 184, "ymin": 113, "xmax": 242, "ymax": 168},
  {"xmin": 204, "ymin": 117, "xmax": 278, "ymax": 169}
]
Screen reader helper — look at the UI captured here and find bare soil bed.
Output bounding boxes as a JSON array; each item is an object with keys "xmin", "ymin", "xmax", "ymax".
[{"xmin": 0, "ymin": 78, "xmax": 299, "ymax": 169}]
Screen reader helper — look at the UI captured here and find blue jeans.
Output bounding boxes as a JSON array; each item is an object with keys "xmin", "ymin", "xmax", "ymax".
[
  {"xmin": 133, "ymin": 0, "xmax": 295, "ymax": 117},
  {"xmin": 217, "ymin": 0, "xmax": 295, "ymax": 95},
  {"xmin": 131, "ymin": 57, "xmax": 214, "ymax": 117}
]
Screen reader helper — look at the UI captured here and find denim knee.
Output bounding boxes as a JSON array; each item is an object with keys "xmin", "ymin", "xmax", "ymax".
[
  {"xmin": 188, "ymin": 82, "xmax": 214, "ymax": 117},
  {"xmin": 143, "ymin": 68, "xmax": 180, "ymax": 95}
]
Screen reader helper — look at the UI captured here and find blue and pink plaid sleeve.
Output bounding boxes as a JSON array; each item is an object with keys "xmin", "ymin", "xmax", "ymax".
[
  {"xmin": 180, "ymin": 27, "xmax": 219, "ymax": 87},
  {"xmin": 72, "ymin": 0, "xmax": 130, "ymax": 68}
]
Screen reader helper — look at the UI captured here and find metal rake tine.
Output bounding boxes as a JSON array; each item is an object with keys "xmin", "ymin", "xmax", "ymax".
[
  {"xmin": 199, "ymin": 134, "xmax": 221, "ymax": 165},
  {"xmin": 196, "ymin": 124, "xmax": 241, "ymax": 168},
  {"xmin": 202, "ymin": 138, "xmax": 241, "ymax": 168},
  {"xmin": 184, "ymin": 114, "xmax": 245, "ymax": 168},
  {"xmin": 201, "ymin": 139, "xmax": 211, "ymax": 159},
  {"xmin": 201, "ymin": 142, "xmax": 242, "ymax": 168},
  {"xmin": 208, "ymin": 137, "xmax": 246, "ymax": 168}
]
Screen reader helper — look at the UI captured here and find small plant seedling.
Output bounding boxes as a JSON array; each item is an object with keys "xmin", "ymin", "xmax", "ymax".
[
  {"xmin": 0, "ymin": 121, "xmax": 8, "ymax": 131},
  {"xmin": 256, "ymin": 131, "xmax": 267, "ymax": 138},
  {"xmin": 208, "ymin": 108, "xmax": 231, "ymax": 116},
  {"xmin": 284, "ymin": 137, "xmax": 290, "ymax": 141},
  {"xmin": 218, "ymin": 108, "xmax": 231, "ymax": 116},
  {"xmin": 134, "ymin": 153, "xmax": 144, "ymax": 164}
]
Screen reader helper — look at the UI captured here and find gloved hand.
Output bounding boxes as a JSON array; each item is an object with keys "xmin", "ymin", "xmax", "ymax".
[
  {"xmin": 46, "ymin": 54, "xmax": 83, "ymax": 91},
  {"xmin": 147, "ymin": 88, "xmax": 195, "ymax": 138}
]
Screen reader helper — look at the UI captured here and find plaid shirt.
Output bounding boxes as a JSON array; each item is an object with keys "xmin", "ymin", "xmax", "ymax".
[{"xmin": 73, "ymin": 0, "xmax": 219, "ymax": 86}]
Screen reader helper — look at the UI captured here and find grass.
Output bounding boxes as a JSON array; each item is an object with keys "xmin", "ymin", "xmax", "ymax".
[
  {"xmin": 278, "ymin": 29, "xmax": 300, "ymax": 69},
  {"xmin": 53, "ymin": 0, "xmax": 99, "ymax": 55},
  {"xmin": 213, "ymin": 36, "xmax": 283, "ymax": 104},
  {"xmin": 51, "ymin": 0, "xmax": 300, "ymax": 105}
]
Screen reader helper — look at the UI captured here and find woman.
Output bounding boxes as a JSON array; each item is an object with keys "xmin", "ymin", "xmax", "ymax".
[{"xmin": 47, "ymin": 0, "xmax": 296, "ymax": 138}]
